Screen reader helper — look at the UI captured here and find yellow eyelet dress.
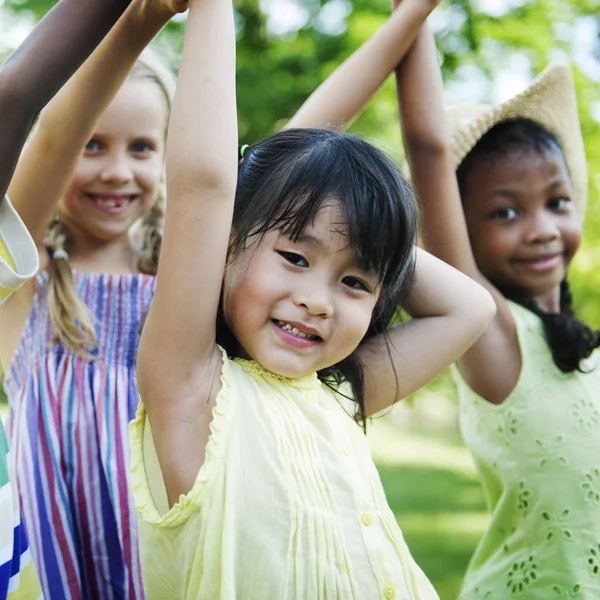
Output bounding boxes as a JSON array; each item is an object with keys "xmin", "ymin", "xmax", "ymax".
[
  {"xmin": 453, "ymin": 301, "xmax": 600, "ymax": 599},
  {"xmin": 130, "ymin": 350, "xmax": 439, "ymax": 599}
]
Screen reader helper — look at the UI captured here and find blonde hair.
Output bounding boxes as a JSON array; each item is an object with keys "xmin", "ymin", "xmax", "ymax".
[{"xmin": 44, "ymin": 49, "xmax": 176, "ymax": 358}]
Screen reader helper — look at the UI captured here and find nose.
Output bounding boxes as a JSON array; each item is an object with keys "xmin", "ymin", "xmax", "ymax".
[
  {"xmin": 99, "ymin": 152, "xmax": 134, "ymax": 185},
  {"xmin": 524, "ymin": 210, "xmax": 560, "ymax": 244},
  {"xmin": 292, "ymin": 279, "xmax": 334, "ymax": 318}
]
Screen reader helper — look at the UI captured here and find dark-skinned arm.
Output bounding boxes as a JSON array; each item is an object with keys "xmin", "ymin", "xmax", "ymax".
[{"xmin": 0, "ymin": 0, "xmax": 134, "ymax": 199}]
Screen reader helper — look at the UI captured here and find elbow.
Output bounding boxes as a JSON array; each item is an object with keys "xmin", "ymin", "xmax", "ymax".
[
  {"xmin": 404, "ymin": 133, "xmax": 450, "ymax": 159},
  {"xmin": 0, "ymin": 76, "xmax": 36, "ymax": 127},
  {"xmin": 167, "ymin": 157, "xmax": 238, "ymax": 200},
  {"xmin": 470, "ymin": 285, "xmax": 497, "ymax": 338}
]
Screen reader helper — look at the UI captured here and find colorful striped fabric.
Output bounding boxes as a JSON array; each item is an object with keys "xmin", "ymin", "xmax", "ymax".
[
  {"xmin": 0, "ymin": 427, "xmax": 42, "ymax": 600},
  {"xmin": 0, "ymin": 196, "xmax": 42, "ymax": 599},
  {"xmin": 5, "ymin": 269, "xmax": 156, "ymax": 599}
]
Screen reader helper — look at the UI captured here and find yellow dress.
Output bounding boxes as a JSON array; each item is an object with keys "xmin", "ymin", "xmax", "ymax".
[{"xmin": 130, "ymin": 350, "xmax": 439, "ymax": 599}]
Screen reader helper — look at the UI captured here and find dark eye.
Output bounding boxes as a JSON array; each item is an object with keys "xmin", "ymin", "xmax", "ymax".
[
  {"xmin": 130, "ymin": 140, "xmax": 153, "ymax": 154},
  {"xmin": 84, "ymin": 139, "xmax": 102, "ymax": 153},
  {"xmin": 342, "ymin": 276, "xmax": 370, "ymax": 292},
  {"xmin": 278, "ymin": 251, "xmax": 308, "ymax": 267},
  {"xmin": 492, "ymin": 207, "xmax": 518, "ymax": 220},
  {"xmin": 548, "ymin": 197, "xmax": 571, "ymax": 211}
]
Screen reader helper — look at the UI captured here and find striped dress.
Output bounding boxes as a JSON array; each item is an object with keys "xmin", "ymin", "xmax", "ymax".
[{"xmin": 4, "ymin": 269, "xmax": 156, "ymax": 600}]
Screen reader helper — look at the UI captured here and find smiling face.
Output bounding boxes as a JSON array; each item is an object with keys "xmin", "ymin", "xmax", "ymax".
[
  {"xmin": 59, "ymin": 78, "xmax": 168, "ymax": 247},
  {"xmin": 462, "ymin": 147, "xmax": 582, "ymax": 311},
  {"xmin": 222, "ymin": 200, "xmax": 380, "ymax": 378}
]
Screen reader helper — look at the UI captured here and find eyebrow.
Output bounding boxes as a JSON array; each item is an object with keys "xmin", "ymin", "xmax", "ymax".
[
  {"xmin": 295, "ymin": 232, "xmax": 325, "ymax": 248},
  {"xmin": 488, "ymin": 177, "xmax": 570, "ymax": 200}
]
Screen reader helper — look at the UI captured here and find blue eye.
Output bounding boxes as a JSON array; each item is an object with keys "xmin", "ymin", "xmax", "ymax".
[
  {"xmin": 342, "ymin": 276, "xmax": 370, "ymax": 292},
  {"xmin": 278, "ymin": 251, "xmax": 308, "ymax": 267},
  {"xmin": 130, "ymin": 141, "xmax": 153, "ymax": 154},
  {"xmin": 84, "ymin": 139, "xmax": 102, "ymax": 152}
]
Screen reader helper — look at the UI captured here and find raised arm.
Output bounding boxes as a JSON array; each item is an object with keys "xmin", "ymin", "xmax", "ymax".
[
  {"xmin": 359, "ymin": 248, "xmax": 496, "ymax": 416},
  {"xmin": 394, "ymin": 26, "xmax": 520, "ymax": 403},
  {"xmin": 7, "ymin": 0, "xmax": 182, "ymax": 247},
  {"xmin": 287, "ymin": 0, "xmax": 440, "ymax": 130},
  {"xmin": 0, "ymin": 0, "xmax": 135, "ymax": 203},
  {"xmin": 137, "ymin": 0, "xmax": 237, "ymax": 503}
]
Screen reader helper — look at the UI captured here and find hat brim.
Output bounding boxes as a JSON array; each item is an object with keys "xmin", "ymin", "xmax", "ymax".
[{"xmin": 447, "ymin": 64, "xmax": 587, "ymax": 216}]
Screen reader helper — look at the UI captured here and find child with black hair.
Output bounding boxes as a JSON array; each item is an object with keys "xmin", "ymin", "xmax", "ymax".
[
  {"xmin": 0, "ymin": 0, "xmax": 146, "ymax": 596},
  {"xmin": 131, "ymin": 0, "xmax": 496, "ymax": 597},
  {"xmin": 2, "ymin": 0, "xmax": 471, "ymax": 596},
  {"xmin": 396, "ymin": 23, "xmax": 599, "ymax": 599}
]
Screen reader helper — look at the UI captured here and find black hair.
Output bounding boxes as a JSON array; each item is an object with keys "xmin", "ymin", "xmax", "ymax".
[
  {"xmin": 457, "ymin": 118, "xmax": 599, "ymax": 372},
  {"xmin": 218, "ymin": 128, "xmax": 419, "ymax": 427}
]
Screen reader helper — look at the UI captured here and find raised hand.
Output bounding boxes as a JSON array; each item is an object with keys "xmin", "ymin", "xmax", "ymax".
[{"xmin": 137, "ymin": 0, "xmax": 188, "ymax": 16}]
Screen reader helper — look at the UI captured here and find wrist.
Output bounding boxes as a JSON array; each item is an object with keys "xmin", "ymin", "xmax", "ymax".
[{"xmin": 130, "ymin": 0, "xmax": 177, "ymax": 26}]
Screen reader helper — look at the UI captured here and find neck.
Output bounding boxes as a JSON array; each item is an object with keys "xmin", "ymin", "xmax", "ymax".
[
  {"xmin": 62, "ymin": 221, "xmax": 138, "ymax": 274},
  {"xmin": 533, "ymin": 285, "xmax": 561, "ymax": 314}
]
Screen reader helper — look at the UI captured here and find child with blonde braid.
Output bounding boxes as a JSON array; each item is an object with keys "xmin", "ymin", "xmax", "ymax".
[
  {"xmin": 0, "ymin": 3, "xmax": 183, "ymax": 597},
  {"xmin": 3, "ymin": 0, "xmax": 449, "ymax": 596},
  {"xmin": 396, "ymin": 23, "xmax": 600, "ymax": 599},
  {"xmin": 0, "ymin": 0, "xmax": 160, "ymax": 595}
]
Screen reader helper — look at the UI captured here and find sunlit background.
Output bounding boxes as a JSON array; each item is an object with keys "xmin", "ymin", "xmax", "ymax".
[{"xmin": 1, "ymin": 1, "xmax": 599, "ymax": 597}]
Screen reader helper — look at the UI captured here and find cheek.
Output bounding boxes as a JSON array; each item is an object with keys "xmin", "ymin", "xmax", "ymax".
[
  {"xmin": 563, "ymin": 222, "xmax": 582, "ymax": 262},
  {"xmin": 470, "ymin": 225, "xmax": 515, "ymax": 263},
  {"xmin": 64, "ymin": 159, "xmax": 97, "ymax": 201},
  {"xmin": 139, "ymin": 157, "xmax": 164, "ymax": 190}
]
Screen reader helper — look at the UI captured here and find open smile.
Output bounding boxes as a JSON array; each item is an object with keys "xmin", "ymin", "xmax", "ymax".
[
  {"xmin": 272, "ymin": 319, "xmax": 322, "ymax": 347},
  {"xmin": 87, "ymin": 193, "xmax": 138, "ymax": 215}
]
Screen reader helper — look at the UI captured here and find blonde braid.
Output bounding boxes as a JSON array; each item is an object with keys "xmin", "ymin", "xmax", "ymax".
[
  {"xmin": 137, "ymin": 179, "xmax": 166, "ymax": 275},
  {"xmin": 44, "ymin": 215, "xmax": 97, "ymax": 358}
]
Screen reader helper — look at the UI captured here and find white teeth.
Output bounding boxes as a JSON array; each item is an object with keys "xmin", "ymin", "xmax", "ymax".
[{"xmin": 277, "ymin": 320, "xmax": 316, "ymax": 340}]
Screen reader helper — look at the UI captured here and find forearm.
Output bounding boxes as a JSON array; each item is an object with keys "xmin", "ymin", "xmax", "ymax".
[
  {"xmin": 287, "ymin": 1, "xmax": 437, "ymax": 130},
  {"xmin": 395, "ymin": 25, "xmax": 448, "ymax": 151},
  {"xmin": 395, "ymin": 26, "xmax": 481, "ymax": 277},
  {"xmin": 7, "ymin": 1, "xmax": 173, "ymax": 245},
  {"xmin": 0, "ymin": 0, "xmax": 134, "ymax": 199},
  {"xmin": 403, "ymin": 248, "xmax": 493, "ymax": 320}
]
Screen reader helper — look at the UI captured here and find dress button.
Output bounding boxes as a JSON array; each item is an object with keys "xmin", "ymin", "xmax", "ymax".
[
  {"xmin": 360, "ymin": 511, "xmax": 374, "ymax": 526},
  {"xmin": 341, "ymin": 443, "xmax": 352, "ymax": 456},
  {"xmin": 383, "ymin": 586, "xmax": 396, "ymax": 599}
]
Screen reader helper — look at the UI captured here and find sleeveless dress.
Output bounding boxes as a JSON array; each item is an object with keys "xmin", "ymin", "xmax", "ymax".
[
  {"xmin": 130, "ymin": 349, "xmax": 439, "ymax": 600},
  {"xmin": 4, "ymin": 269, "xmax": 156, "ymax": 600},
  {"xmin": 452, "ymin": 301, "xmax": 600, "ymax": 599}
]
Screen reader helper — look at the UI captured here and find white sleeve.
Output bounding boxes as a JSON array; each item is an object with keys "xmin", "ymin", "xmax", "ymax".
[{"xmin": 0, "ymin": 196, "xmax": 39, "ymax": 304}]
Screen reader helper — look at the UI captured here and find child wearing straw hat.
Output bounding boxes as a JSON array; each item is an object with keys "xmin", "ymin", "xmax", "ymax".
[{"xmin": 395, "ymin": 25, "xmax": 599, "ymax": 600}]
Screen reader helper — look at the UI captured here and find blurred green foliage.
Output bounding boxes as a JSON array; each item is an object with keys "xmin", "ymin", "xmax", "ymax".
[{"xmin": 3, "ymin": 0, "xmax": 598, "ymax": 325}]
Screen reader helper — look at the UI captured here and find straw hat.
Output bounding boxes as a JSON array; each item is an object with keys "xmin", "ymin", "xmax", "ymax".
[{"xmin": 446, "ymin": 64, "xmax": 588, "ymax": 216}]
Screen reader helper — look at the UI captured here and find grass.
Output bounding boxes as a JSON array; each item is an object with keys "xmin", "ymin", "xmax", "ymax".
[{"xmin": 369, "ymin": 406, "xmax": 489, "ymax": 600}]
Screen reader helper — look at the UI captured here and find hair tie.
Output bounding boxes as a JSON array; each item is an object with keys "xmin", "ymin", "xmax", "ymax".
[
  {"xmin": 52, "ymin": 249, "xmax": 69, "ymax": 261},
  {"xmin": 240, "ymin": 144, "xmax": 249, "ymax": 158}
]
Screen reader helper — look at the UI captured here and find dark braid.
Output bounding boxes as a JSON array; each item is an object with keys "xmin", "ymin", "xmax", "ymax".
[{"xmin": 501, "ymin": 280, "xmax": 600, "ymax": 372}]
